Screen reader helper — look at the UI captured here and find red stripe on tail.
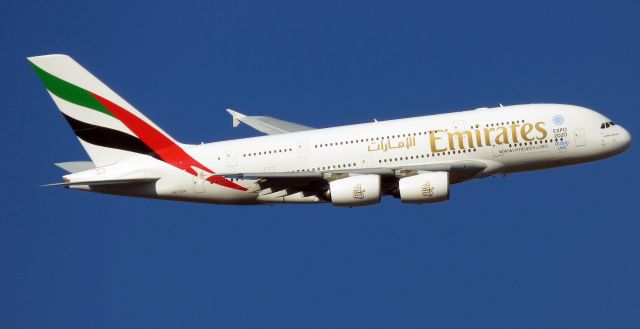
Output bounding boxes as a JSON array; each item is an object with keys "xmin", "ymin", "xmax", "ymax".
[{"xmin": 91, "ymin": 93, "xmax": 246, "ymax": 191}]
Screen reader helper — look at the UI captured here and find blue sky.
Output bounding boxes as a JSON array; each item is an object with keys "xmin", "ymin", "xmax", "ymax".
[{"xmin": 1, "ymin": 0, "xmax": 639, "ymax": 328}]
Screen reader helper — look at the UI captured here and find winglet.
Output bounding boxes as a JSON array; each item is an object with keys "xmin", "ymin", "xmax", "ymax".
[
  {"xmin": 223, "ymin": 109, "xmax": 314, "ymax": 135},
  {"xmin": 226, "ymin": 109, "xmax": 246, "ymax": 128},
  {"xmin": 55, "ymin": 161, "xmax": 95, "ymax": 173}
]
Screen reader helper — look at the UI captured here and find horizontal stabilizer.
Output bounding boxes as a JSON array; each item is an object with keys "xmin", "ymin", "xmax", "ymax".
[
  {"xmin": 55, "ymin": 161, "xmax": 96, "ymax": 173},
  {"xmin": 42, "ymin": 177, "xmax": 159, "ymax": 187},
  {"xmin": 226, "ymin": 109, "xmax": 314, "ymax": 135}
]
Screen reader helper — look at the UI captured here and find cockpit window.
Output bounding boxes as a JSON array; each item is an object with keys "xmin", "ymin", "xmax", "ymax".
[{"xmin": 601, "ymin": 122, "xmax": 616, "ymax": 129}]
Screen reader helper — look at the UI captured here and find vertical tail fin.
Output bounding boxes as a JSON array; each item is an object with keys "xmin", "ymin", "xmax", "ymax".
[{"xmin": 28, "ymin": 54, "xmax": 179, "ymax": 167}]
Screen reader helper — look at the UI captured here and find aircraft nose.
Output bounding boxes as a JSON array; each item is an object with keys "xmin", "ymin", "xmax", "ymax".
[{"xmin": 619, "ymin": 126, "xmax": 632, "ymax": 151}]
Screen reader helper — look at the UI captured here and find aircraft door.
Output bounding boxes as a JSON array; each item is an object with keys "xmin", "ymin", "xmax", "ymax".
[
  {"xmin": 360, "ymin": 154, "xmax": 373, "ymax": 168},
  {"xmin": 574, "ymin": 127, "xmax": 586, "ymax": 147},
  {"xmin": 226, "ymin": 148, "xmax": 238, "ymax": 167},
  {"xmin": 193, "ymin": 175, "xmax": 205, "ymax": 193},
  {"xmin": 297, "ymin": 139, "xmax": 309, "ymax": 158},
  {"xmin": 453, "ymin": 120, "xmax": 465, "ymax": 131}
]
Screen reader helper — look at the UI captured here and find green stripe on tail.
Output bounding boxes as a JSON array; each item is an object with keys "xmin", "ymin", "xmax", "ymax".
[{"xmin": 30, "ymin": 64, "xmax": 114, "ymax": 118}]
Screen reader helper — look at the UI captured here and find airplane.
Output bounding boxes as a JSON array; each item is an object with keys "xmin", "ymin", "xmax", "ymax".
[{"xmin": 29, "ymin": 54, "xmax": 632, "ymax": 206}]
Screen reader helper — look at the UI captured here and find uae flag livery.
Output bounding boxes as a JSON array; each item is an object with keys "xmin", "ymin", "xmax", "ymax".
[{"xmin": 29, "ymin": 55, "xmax": 245, "ymax": 191}]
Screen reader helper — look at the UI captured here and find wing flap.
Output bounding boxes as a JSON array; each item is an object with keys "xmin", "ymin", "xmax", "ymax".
[
  {"xmin": 392, "ymin": 160, "xmax": 486, "ymax": 174},
  {"xmin": 214, "ymin": 160, "xmax": 486, "ymax": 180},
  {"xmin": 213, "ymin": 160, "xmax": 487, "ymax": 196}
]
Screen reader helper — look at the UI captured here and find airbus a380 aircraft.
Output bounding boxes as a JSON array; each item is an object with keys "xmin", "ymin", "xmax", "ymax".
[{"xmin": 30, "ymin": 54, "xmax": 631, "ymax": 206}]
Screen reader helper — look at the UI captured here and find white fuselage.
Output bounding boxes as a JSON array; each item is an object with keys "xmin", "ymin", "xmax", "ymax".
[{"xmin": 66, "ymin": 104, "xmax": 631, "ymax": 205}]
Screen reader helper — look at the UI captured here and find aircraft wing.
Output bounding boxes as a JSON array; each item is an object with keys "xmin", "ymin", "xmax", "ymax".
[
  {"xmin": 218, "ymin": 160, "xmax": 485, "ymax": 181},
  {"xmin": 214, "ymin": 160, "xmax": 487, "ymax": 201},
  {"xmin": 226, "ymin": 109, "xmax": 315, "ymax": 135}
]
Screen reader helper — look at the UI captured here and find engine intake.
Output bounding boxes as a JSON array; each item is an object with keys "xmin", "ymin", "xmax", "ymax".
[
  {"xmin": 329, "ymin": 174, "xmax": 381, "ymax": 207},
  {"xmin": 399, "ymin": 172, "xmax": 449, "ymax": 203}
]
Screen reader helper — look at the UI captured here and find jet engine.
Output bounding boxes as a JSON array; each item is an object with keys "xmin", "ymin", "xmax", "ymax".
[
  {"xmin": 329, "ymin": 174, "xmax": 381, "ymax": 207},
  {"xmin": 399, "ymin": 171, "xmax": 449, "ymax": 204}
]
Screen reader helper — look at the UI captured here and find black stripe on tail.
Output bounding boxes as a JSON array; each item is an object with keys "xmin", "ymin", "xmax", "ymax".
[{"xmin": 62, "ymin": 113, "xmax": 161, "ymax": 160}]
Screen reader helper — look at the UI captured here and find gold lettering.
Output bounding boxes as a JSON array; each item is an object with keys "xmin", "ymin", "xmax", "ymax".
[
  {"xmin": 521, "ymin": 123, "xmax": 534, "ymax": 141},
  {"xmin": 448, "ymin": 130, "xmax": 475, "ymax": 150},
  {"xmin": 429, "ymin": 130, "xmax": 447, "ymax": 153},
  {"xmin": 509, "ymin": 122, "xmax": 520, "ymax": 143},
  {"xmin": 483, "ymin": 128, "xmax": 495, "ymax": 146},
  {"xmin": 494, "ymin": 126, "xmax": 509, "ymax": 145},
  {"xmin": 474, "ymin": 128, "xmax": 483, "ymax": 147},
  {"xmin": 535, "ymin": 122, "xmax": 547, "ymax": 140}
]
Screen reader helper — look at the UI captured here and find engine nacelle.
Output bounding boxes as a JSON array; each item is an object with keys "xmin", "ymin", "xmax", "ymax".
[
  {"xmin": 329, "ymin": 174, "xmax": 381, "ymax": 207},
  {"xmin": 399, "ymin": 172, "xmax": 449, "ymax": 204}
]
